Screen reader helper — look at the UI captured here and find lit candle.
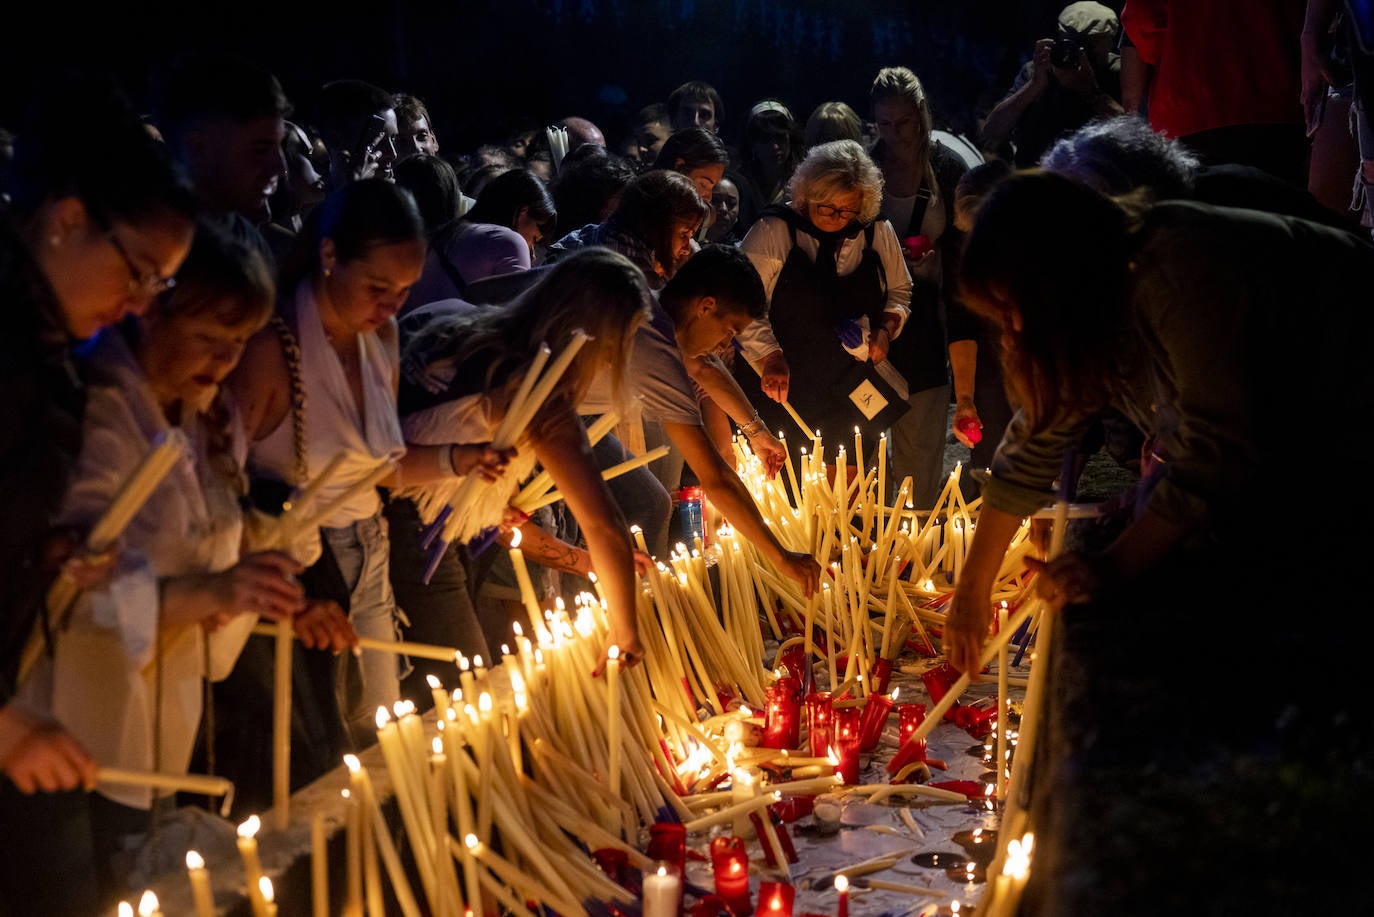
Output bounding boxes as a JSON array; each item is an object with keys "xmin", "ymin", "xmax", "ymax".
[
  {"xmin": 606, "ymin": 644, "xmax": 622, "ymax": 799},
  {"xmin": 508, "ymin": 526, "xmax": 545, "ymax": 623},
  {"xmin": 237, "ymin": 815, "xmax": 268, "ymax": 917},
  {"xmin": 259, "ymin": 877, "xmax": 277, "ymax": 917},
  {"xmin": 119, "ymin": 903, "xmax": 133, "ymax": 917},
  {"xmin": 831, "ymin": 705, "xmax": 863, "ymax": 785},
  {"xmin": 137, "ymin": 890, "xmax": 163, "ymax": 917},
  {"xmin": 342, "ymin": 789, "xmax": 361, "ymax": 917},
  {"xmin": 761, "ymin": 673, "xmax": 802, "ymax": 750},
  {"xmin": 835, "ymin": 875, "xmax": 850, "ymax": 917},
  {"xmin": 730, "ymin": 765, "xmax": 759, "ymax": 838},
  {"xmin": 186, "ymin": 850, "xmax": 215, "ymax": 917},
  {"xmin": 759, "ymin": 881, "xmax": 794, "ymax": 917},
  {"xmin": 709, "ymin": 835, "xmax": 752, "ymax": 915},
  {"xmin": 997, "ymin": 603, "xmax": 1009, "ymax": 801},
  {"xmin": 642, "ymin": 862, "xmax": 682, "ymax": 917},
  {"xmin": 806, "ymin": 692, "xmax": 833, "ymax": 759}
]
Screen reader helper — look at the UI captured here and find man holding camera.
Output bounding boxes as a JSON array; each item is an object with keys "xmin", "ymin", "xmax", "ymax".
[{"xmin": 980, "ymin": 2, "xmax": 1124, "ymax": 167}]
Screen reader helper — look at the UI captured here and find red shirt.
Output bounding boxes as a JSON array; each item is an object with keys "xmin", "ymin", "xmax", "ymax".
[{"xmin": 1122, "ymin": 0, "xmax": 1305, "ymax": 139}]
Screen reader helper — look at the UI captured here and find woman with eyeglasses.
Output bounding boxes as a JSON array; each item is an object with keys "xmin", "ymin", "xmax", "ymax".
[
  {"xmin": 0, "ymin": 70, "xmax": 197, "ymax": 917},
  {"xmin": 732, "ymin": 138, "xmax": 912, "ymax": 478}
]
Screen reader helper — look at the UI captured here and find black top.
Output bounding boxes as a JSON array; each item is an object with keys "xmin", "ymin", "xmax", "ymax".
[{"xmin": 0, "ymin": 225, "xmax": 85, "ymax": 704}]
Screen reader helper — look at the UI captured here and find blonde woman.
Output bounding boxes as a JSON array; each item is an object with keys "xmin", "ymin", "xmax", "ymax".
[{"xmin": 732, "ymin": 138, "xmax": 912, "ymax": 477}]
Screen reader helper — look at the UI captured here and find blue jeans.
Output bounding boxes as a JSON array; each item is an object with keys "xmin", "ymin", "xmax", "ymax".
[{"xmin": 322, "ymin": 512, "xmax": 405, "ymax": 747}]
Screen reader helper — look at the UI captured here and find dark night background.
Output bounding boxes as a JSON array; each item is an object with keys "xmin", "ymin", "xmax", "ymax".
[{"xmin": 4, "ymin": 1, "xmax": 1122, "ymax": 156}]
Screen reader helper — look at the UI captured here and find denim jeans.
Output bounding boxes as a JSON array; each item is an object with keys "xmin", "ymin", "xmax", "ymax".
[{"xmin": 322, "ymin": 512, "xmax": 405, "ymax": 747}]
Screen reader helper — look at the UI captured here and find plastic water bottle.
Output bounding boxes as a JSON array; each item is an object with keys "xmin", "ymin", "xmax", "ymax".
[{"xmin": 677, "ymin": 485, "xmax": 704, "ymax": 551}]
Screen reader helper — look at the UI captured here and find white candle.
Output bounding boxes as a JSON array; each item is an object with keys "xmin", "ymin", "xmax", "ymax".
[
  {"xmin": 137, "ymin": 890, "xmax": 163, "ymax": 917},
  {"xmin": 606, "ymin": 645, "xmax": 622, "ymax": 799},
  {"xmin": 259, "ymin": 877, "xmax": 277, "ymax": 917},
  {"xmin": 237, "ymin": 815, "xmax": 268, "ymax": 917},
  {"xmin": 273, "ymin": 617, "xmax": 292, "ymax": 831},
  {"xmin": 730, "ymin": 765, "xmax": 758, "ymax": 838},
  {"xmin": 508, "ymin": 527, "xmax": 545, "ymax": 624},
  {"xmin": 342, "ymin": 790, "xmax": 362, "ymax": 917},
  {"xmin": 186, "ymin": 850, "xmax": 215, "ymax": 917},
  {"xmin": 997, "ymin": 603, "xmax": 1009, "ymax": 801},
  {"xmin": 642, "ymin": 863, "xmax": 682, "ymax": 917}
]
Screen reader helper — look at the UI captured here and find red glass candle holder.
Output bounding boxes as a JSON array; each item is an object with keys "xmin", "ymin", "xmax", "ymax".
[
  {"xmin": 758, "ymin": 882, "xmax": 794, "ymax": 917},
  {"xmin": 897, "ymin": 702, "xmax": 927, "ymax": 748},
  {"xmin": 805, "ymin": 692, "xmax": 833, "ymax": 758},
  {"xmin": 647, "ymin": 821, "xmax": 687, "ymax": 878},
  {"xmin": 869, "ymin": 657, "xmax": 894, "ymax": 695},
  {"xmin": 762, "ymin": 676, "xmax": 803, "ymax": 750},
  {"xmin": 920, "ymin": 661, "xmax": 965, "ymax": 722},
  {"xmin": 858, "ymin": 691, "xmax": 896, "ymax": 752},
  {"xmin": 709, "ymin": 835, "xmax": 752, "ymax": 916},
  {"xmin": 831, "ymin": 705, "xmax": 863, "ymax": 784}
]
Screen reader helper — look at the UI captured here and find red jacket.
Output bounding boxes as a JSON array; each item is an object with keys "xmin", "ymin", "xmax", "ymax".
[{"xmin": 1122, "ymin": 0, "xmax": 1305, "ymax": 138}]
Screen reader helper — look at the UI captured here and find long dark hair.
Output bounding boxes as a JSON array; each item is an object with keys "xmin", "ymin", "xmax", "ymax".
[
  {"xmin": 608, "ymin": 169, "xmax": 710, "ymax": 272},
  {"xmin": 958, "ymin": 169, "xmax": 1145, "ymax": 430},
  {"xmin": 278, "ymin": 178, "xmax": 425, "ymax": 292},
  {"xmin": 462, "ymin": 167, "xmax": 557, "ymax": 238},
  {"xmin": 652, "ymin": 127, "xmax": 729, "ymax": 174}
]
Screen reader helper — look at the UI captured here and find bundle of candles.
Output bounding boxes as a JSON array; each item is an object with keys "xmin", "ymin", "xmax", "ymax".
[{"xmin": 214, "ymin": 427, "xmax": 1046, "ymax": 916}]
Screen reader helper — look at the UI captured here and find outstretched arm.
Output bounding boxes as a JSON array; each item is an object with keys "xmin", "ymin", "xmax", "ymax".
[
  {"xmin": 533, "ymin": 406, "xmax": 643, "ymax": 663},
  {"xmin": 665, "ymin": 419, "xmax": 820, "ymax": 596}
]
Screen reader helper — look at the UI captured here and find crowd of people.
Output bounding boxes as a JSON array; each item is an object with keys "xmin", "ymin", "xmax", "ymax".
[{"xmin": 2, "ymin": 0, "xmax": 1373, "ymax": 912}]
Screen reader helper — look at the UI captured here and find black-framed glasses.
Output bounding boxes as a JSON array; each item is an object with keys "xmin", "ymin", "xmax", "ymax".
[
  {"xmin": 813, "ymin": 203, "xmax": 860, "ymax": 220},
  {"xmin": 106, "ymin": 229, "xmax": 176, "ymax": 298}
]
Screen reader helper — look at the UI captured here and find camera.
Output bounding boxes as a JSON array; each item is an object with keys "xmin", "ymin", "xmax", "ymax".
[{"xmin": 1050, "ymin": 36, "xmax": 1081, "ymax": 69}]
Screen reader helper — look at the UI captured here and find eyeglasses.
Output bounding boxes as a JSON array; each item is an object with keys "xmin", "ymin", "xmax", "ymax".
[
  {"xmin": 813, "ymin": 203, "xmax": 861, "ymax": 220},
  {"xmin": 106, "ymin": 229, "xmax": 176, "ymax": 298}
]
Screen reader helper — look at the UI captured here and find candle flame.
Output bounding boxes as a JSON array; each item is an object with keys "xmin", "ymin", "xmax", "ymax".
[
  {"xmin": 1006, "ymin": 833, "xmax": 1034, "ymax": 880},
  {"xmin": 426, "ymin": 674, "xmax": 442, "ymax": 689},
  {"xmin": 119, "ymin": 903, "xmax": 134, "ymax": 917},
  {"xmin": 657, "ymin": 865, "xmax": 668, "ymax": 878},
  {"xmin": 608, "ymin": 645, "xmax": 620, "ymax": 661},
  {"xmin": 479, "ymin": 692, "xmax": 493, "ymax": 713},
  {"xmin": 186, "ymin": 850, "xmax": 204, "ymax": 870},
  {"xmin": 834, "ymin": 875, "xmax": 849, "ymax": 893},
  {"xmin": 238, "ymin": 814, "xmax": 260, "ymax": 839},
  {"xmin": 376, "ymin": 707, "xmax": 390, "ymax": 728},
  {"xmin": 512, "ymin": 621, "xmax": 524, "ymax": 637},
  {"xmin": 432, "ymin": 737, "xmax": 443, "ymax": 754},
  {"xmin": 472, "ymin": 655, "xmax": 484, "ymax": 669},
  {"xmin": 464, "ymin": 833, "xmax": 481, "ymax": 851},
  {"xmin": 344, "ymin": 754, "xmax": 361, "ymax": 773},
  {"xmin": 891, "ymin": 687, "xmax": 900, "ymax": 701},
  {"xmin": 138, "ymin": 891, "xmax": 159, "ymax": 916},
  {"xmin": 259, "ymin": 876, "xmax": 274, "ymax": 903},
  {"xmin": 395, "ymin": 699, "xmax": 416, "ymax": 717},
  {"xmin": 458, "ymin": 654, "xmax": 470, "ymax": 671},
  {"xmin": 510, "ymin": 527, "xmax": 523, "ymax": 548},
  {"xmin": 341, "ymin": 788, "xmax": 351, "ymax": 799}
]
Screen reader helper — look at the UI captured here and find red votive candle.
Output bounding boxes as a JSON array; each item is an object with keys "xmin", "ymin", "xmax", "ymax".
[
  {"xmin": 805, "ymin": 692, "xmax": 833, "ymax": 758},
  {"xmin": 831, "ymin": 705, "xmax": 863, "ymax": 784},
  {"xmin": 858, "ymin": 690, "xmax": 896, "ymax": 752},
  {"xmin": 762, "ymin": 676, "xmax": 803, "ymax": 749},
  {"xmin": 710, "ymin": 836, "xmax": 752, "ymax": 915},
  {"xmin": 897, "ymin": 702, "xmax": 927, "ymax": 748},
  {"xmin": 758, "ymin": 882, "xmax": 795, "ymax": 917},
  {"xmin": 869, "ymin": 657, "xmax": 894, "ymax": 695},
  {"xmin": 647, "ymin": 821, "xmax": 687, "ymax": 879}
]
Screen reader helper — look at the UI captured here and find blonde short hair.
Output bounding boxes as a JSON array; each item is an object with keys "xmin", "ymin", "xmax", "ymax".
[{"xmin": 785, "ymin": 139, "xmax": 884, "ymax": 224}]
